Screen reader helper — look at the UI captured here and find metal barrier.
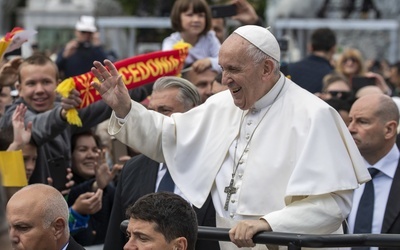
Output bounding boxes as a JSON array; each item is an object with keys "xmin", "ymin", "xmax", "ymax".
[
  {"xmin": 273, "ymin": 18, "xmax": 399, "ymax": 63},
  {"xmin": 120, "ymin": 220, "xmax": 400, "ymax": 249}
]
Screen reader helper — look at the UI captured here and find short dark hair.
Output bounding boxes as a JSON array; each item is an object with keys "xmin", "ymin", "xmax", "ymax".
[
  {"xmin": 126, "ymin": 192, "xmax": 198, "ymax": 250},
  {"xmin": 70, "ymin": 130, "xmax": 101, "ymax": 154},
  {"xmin": 310, "ymin": 28, "xmax": 336, "ymax": 52},
  {"xmin": 18, "ymin": 54, "xmax": 59, "ymax": 83},
  {"xmin": 170, "ymin": 0, "xmax": 212, "ymax": 36}
]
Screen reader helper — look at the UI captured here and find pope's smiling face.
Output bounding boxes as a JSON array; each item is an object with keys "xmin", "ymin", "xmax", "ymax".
[{"xmin": 219, "ymin": 34, "xmax": 274, "ymax": 110}]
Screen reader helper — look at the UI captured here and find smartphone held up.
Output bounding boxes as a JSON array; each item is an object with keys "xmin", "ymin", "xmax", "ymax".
[
  {"xmin": 351, "ymin": 76, "xmax": 375, "ymax": 93},
  {"xmin": 47, "ymin": 157, "xmax": 68, "ymax": 192},
  {"xmin": 210, "ymin": 4, "xmax": 237, "ymax": 18}
]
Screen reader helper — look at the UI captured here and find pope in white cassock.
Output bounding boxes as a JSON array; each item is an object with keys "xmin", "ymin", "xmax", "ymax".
[{"xmin": 90, "ymin": 25, "xmax": 371, "ymax": 249}]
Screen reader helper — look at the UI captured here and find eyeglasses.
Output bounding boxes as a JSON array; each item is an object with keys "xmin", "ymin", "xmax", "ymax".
[
  {"xmin": 80, "ymin": 31, "xmax": 93, "ymax": 35},
  {"xmin": 343, "ymin": 57, "xmax": 358, "ymax": 64},
  {"xmin": 327, "ymin": 90, "xmax": 353, "ymax": 100}
]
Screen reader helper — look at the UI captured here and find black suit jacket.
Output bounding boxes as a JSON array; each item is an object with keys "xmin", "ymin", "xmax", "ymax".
[
  {"xmin": 344, "ymin": 158, "xmax": 400, "ymax": 250},
  {"xmin": 66, "ymin": 236, "xmax": 85, "ymax": 250},
  {"xmin": 287, "ymin": 55, "xmax": 333, "ymax": 94},
  {"xmin": 381, "ymin": 158, "xmax": 400, "ymax": 233},
  {"xmin": 103, "ymin": 154, "xmax": 219, "ymax": 250}
]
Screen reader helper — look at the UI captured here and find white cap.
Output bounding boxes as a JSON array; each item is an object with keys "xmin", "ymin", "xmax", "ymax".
[
  {"xmin": 75, "ymin": 16, "xmax": 97, "ymax": 33},
  {"xmin": 234, "ymin": 25, "xmax": 280, "ymax": 62}
]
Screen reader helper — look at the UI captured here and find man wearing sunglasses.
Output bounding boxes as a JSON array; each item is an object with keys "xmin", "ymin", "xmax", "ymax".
[{"xmin": 56, "ymin": 15, "xmax": 108, "ymax": 79}]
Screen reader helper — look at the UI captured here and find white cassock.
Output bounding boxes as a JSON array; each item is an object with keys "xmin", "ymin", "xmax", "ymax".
[{"xmin": 109, "ymin": 74, "xmax": 371, "ymax": 250}]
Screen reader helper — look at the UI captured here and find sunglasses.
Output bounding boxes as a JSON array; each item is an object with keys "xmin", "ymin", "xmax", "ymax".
[
  {"xmin": 343, "ymin": 57, "xmax": 358, "ymax": 64},
  {"xmin": 328, "ymin": 91, "xmax": 353, "ymax": 100}
]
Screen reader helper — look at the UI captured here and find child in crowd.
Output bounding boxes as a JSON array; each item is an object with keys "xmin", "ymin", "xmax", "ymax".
[
  {"xmin": 162, "ymin": 0, "xmax": 221, "ymax": 73},
  {"xmin": 0, "ymin": 103, "xmax": 34, "ymax": 200}
]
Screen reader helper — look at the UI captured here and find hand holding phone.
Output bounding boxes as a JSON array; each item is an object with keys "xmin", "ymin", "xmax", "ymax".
[
  {"xmin": 351, "ymin": 76, "xmax": 375, "ymax": 93},
  {"xmin": 364, "ymin": 71, "xmax": 392, "ymax": 95},
  {"xmin": 211, "ymin": 4, "xmax": 237, "ymax": 18},
  {"xmin": 47, "ymin": 157, "xmax": 68, "ymax": 192},
  {"xmin": 229, "ymin": 0, "xmax": 259, "ymax": 25}
]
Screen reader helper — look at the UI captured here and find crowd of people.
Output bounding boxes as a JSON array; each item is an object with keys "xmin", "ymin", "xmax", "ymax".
[{"xmin": 1, "ymin": 0, "xmax": 400, "ymax": 250}]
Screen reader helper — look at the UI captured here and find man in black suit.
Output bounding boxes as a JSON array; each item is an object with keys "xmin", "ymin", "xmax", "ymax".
[
  {"xmin": 347, "ymin": 94, "xmax": 400, "ymax": 246},
  {"xmin": 6, "ymin": 184, "xmax": 85, "ymax": 250},
  {"xmin": 287, "ymin": 28, "xmax": 336, "ymax": 94},
  {"xmin": 104, "ymin": 76, "xmax": 219, "ymax": 250}
]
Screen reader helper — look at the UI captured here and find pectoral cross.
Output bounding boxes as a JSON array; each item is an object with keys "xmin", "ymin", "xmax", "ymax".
[{"xmin": 224, "ymin": 177, "xmax": 237, "ymax": 211}]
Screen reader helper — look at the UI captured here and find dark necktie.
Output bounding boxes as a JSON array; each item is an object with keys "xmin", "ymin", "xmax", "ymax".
[
  {"xmin": 157, "ymin": 165, "xmax": 175, "ymax": 192},
  {"xmin": 352, "ymin": 168, "xmax": 380, "ymax": 250}
]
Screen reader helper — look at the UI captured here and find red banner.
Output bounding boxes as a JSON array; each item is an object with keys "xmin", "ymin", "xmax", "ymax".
[{"xmin": 56, "ymin": 44, "xmax": 189, "ymax": 126}]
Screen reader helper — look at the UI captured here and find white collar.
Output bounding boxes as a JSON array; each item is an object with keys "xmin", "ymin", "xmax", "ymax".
[
  {"xmin": 253, "ymin": 73, "xmax": 285, "ymax": 111},
  {"xmin": 365, "ymin": 144, "xmax": 399, "ymax": 179}
]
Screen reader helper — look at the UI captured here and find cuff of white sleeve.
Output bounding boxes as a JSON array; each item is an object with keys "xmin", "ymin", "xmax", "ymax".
[{"xmin": 116, "ymin": 114, "xmax": 127, "ymax": 126}]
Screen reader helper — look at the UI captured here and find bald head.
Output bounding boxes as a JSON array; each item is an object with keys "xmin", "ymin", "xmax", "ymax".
[
  {"xmin": 353, "ymin": 94, "xmax": 399, "ymax": 124},
  {"xmin": 7, "ymin": 184, "xmax": 70, "ymax": 250},
  {"xmin": 8, "ymin": 184, "xmax": 69, "ymax": 229},
  {"xmin": 8, "ymin": 184, "xmax": 69, "ymax": 222},
  {"xmin": 349, "ymin": 94, "xmax": 399, "ymax": 164},
  {"xmin": 355, "ymin": 85, "xmax": 384, "ymax": 99}
]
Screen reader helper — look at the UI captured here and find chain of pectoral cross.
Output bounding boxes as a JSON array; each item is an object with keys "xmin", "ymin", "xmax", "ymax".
[{"xmin": 223, "ymin": 78, "xmax": 286, "ymax": 211}]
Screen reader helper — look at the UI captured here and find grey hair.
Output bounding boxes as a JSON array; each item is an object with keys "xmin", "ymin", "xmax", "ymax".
[
  {"xmin": 246, "ymin": 43, "xmax": 280, "ymax": 77},
  {"xmin": 153, "ymin": 76, "xmax": 201, "ymax": 110},
  {"xmin": 376, "ymin": 95, "xmax": 400, "ymax": 125},
  {"xmin": 40, "ymin": 187, "xmax": 69, "ymax": 234}
]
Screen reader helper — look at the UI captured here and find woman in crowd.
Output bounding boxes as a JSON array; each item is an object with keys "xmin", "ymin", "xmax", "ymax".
[
  {"xmin": 67, "ymin": 130, "xmax": 120, "ymax": 247},
  {"xmin": 336, "ymin": 47, "xmax": 391, "ymax": 95},
  {"xmin": 335, "ymin": 48, "xmax": 367, "ymax": 83}
]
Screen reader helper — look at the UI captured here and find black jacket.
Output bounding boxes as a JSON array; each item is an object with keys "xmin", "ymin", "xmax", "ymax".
[{"xmin": 103, "ymin": 154, "xmax": 220, "ymax": 250}]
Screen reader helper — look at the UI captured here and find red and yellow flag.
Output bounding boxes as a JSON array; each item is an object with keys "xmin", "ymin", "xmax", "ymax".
[
  {"xmin": 56, "ymin": 42, "xmax": 190, "ymax": 126},
  {"xmin": 0, "ymin": 27, "xmax": 37, "ymax": 60}
]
